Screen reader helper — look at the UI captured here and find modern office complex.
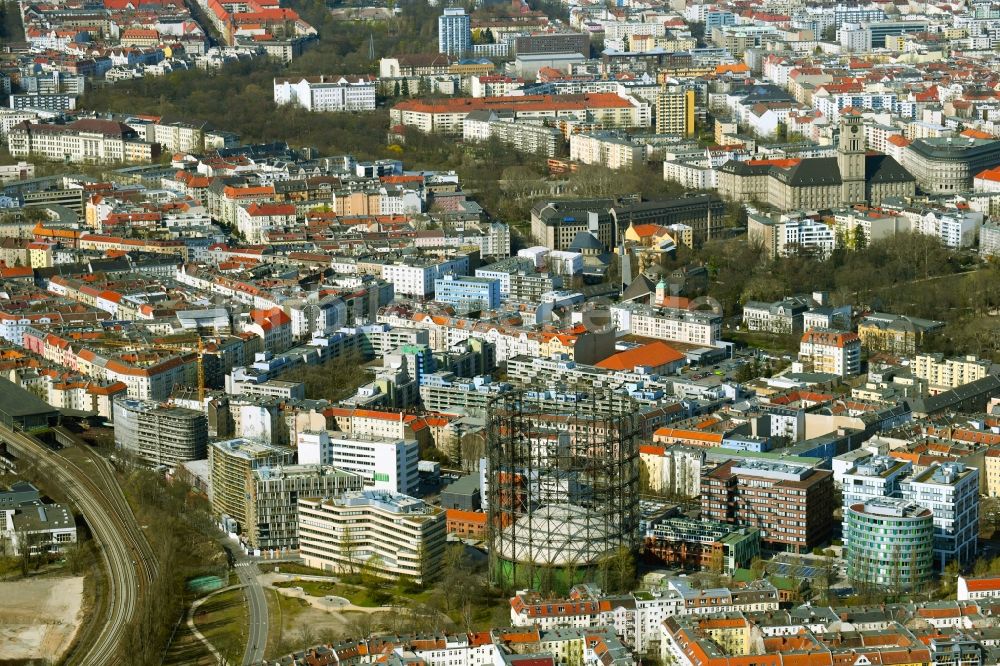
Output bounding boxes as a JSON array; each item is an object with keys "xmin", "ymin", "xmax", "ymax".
[
  {"xmin": 209, "ymin": 438, "xmax": 296, "ymax": 531},
  {"xmin": 247, "ymin": 464, "xmax": 363, "ymax": 551},
  {"xmin": 113, "ymin": 398, "xmax": 208, "ymax": 467},
  {"xmin": 845, "ymin": 498, "xmax": 933, "ymax": 592},
  {"xmin": 702, "ymin": 459, "xmax": 834, "ymax": 553},
  {"xmin": 841, "ymin": 456, "xmax": 912, "ymax": 513},
  {"xmin": 297, "ymin": 430, "xmax": 420, "ymax": 495},
  {"xmin": 901, "ymin": 463, "xmax": 979, "ymax": 569},
  {"xmin": 298, "ymin": 489, "xmax": 447, "ymax": 583},
  {"xmin": 643, "ymin": 516, "xmax": 761, "ymax": 574}
]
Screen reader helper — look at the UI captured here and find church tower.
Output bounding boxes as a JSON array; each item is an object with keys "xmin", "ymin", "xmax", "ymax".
[{"xmin": 838, "ymin": 109, "xmax": 866, "ymax": 205}]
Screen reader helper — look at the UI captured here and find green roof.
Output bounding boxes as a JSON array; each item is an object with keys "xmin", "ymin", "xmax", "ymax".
[
  {"xmin": 768, "ymin": 575, "xmax": 802, "ymax": 591},
  {"xmin": 706, "ymin": 446, "xmax": 822, "ymax": 467}
]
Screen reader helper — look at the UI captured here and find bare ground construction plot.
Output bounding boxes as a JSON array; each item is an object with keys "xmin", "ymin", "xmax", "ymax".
[{"xmin": 0, "ymin": 577, "xmax": 84, "ymax": 662}]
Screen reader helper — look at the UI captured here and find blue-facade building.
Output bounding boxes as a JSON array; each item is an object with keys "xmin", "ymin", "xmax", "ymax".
[
  {"xmin": 438, "ymin": 8, "xmax": 471, "ymax": 56},
  {"xmin": 434, "ymin": 274, "xmax": 501, "ymax": 310}
]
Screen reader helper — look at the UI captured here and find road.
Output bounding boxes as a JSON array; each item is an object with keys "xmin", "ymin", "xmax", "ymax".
[
  {"xmin": 234, "ymin": 554, "xmax": 269, "ymax": 665},
  {"xmin": 0, "ymin": 423, "xmax": 156, "ymax": 665}
]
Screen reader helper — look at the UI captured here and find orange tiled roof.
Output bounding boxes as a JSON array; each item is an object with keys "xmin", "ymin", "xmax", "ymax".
[{"xmin": 595, "ymin": 341, "xmax": 684, "ymax": 371}]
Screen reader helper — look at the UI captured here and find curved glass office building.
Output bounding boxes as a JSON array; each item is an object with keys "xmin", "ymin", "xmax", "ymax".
[{"xmin": 845, "ymin": 497, "xmax": 933, "ymax": 592}]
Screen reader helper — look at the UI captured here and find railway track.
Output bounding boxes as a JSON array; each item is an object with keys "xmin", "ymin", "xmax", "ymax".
[{"xmin": 1, "ymin": 424, "xmax": 156, "ymax": 665}]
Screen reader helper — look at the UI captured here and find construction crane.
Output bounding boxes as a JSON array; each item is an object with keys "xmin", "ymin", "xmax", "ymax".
[{"xmin": 197, "ymin": 336, "xmax": 206, "ymax": 404}]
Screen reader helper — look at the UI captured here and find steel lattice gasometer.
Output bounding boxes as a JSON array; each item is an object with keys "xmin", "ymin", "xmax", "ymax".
[{"xmin": 485, "ymin": 390, "xmax": 640, "ymax": 594}]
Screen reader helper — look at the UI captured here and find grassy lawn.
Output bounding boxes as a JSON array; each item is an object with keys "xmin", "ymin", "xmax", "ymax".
[
  {"xmin": 725, "ymin": 329, "xmax": 799, "ymax": 354},
  {"xmin": 263, "ymin": 588, "xmax": 286, "ymax": 658},
  {"xmin": 193, "ymin": 588, "xmax": 247, "ymax": 663},
  {"xmin": 271, "ymin": 562, "xmax": 330, "ymax": 577}
]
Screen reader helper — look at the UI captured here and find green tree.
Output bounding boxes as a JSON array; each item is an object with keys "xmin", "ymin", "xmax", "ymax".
[
  {"xmin": 852, "ymin": 225, "xmax": 867, "ymax": 250},
  {"xmin": 282, "ymin": 351, "xmax": 371, "ymax": 401},
  {"xmin": 360, "ymin": 553, "xmax": 387, "ymax": 596}
]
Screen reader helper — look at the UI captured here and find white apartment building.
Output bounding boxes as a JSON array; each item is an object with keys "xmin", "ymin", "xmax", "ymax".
[
  {"xmin": 235, "ymin": 202, "xmax": 297, "ymax": 244},
  {"xmin": 908, "ymin": 210, "xmax": 980, "ymax": 248},
  {"xmin": 296, "ymin": 430, "xmax": 419, "ymax": 495},
  {"xmin": 912, "ymin": 353, "xmax": 990, "ymax": 392},
  {"xmin": 462, "ymin": 112, "xmax": 563, "ymax": 158},
  {"xmin": 611, "ymin": 303, "xmax": 722, "ymax": 347},
  {"xmin": 602, "ymin": 21, "xmax": 666, "ymax": 40},
  {"xmin": 981, "ymin": 222, "xmax": 1000, "ymax": 258},
  {"xmin": 798, "ymin": 328, "xmax": 862, "ymax": 377},
  {"xmin": 0, "ymin": 110, "xmax": 38, "ymax": 137},
  {"xmin": 831, "ymin": 208, "xmax": 908, "ymax": 246},
  {"xmin": 381, "ymin": 258, "xmax": 468, "ymax": 298},
  {"xmin": 748, "ymin": 213, "xmax": 836, "ymax": 259},
  {"xmin": 438, "ymin": 7, "xmax": 471, "ymax": 56},
  {"xmin": 570, "ymin": 132, "xmax": 646, "ymax": 170},
  {"xmin": 391, "ymin": 94, "xmax": 650, "ymax": 136},
  {"xmin": 838, "ymin": 23, "xmax": 872, "ymax": 52},
  {"xmin": 298, "ymin": 490, "xmax": 446, "ymax": 583},
  {"xmin": 470, "ymin": 75, "xmax": 524, "ymax": 98},
  {"xmin": 901, "ymin": 463, "xmax": 979, "ymax": 569},
  {"xmin": 7, "ymin": 118, "xmax": 159, "ymax": 163},
  {"xmin": 639, "ymin": 444, "xmax": 707, "ymax": 497},
  {"xmin": 273, "ymin": 75, "xmax": 377, "ymax": 112},
  {"xmin": 663, "ymin": 159, "xmax": 717, "ymax": 190}
]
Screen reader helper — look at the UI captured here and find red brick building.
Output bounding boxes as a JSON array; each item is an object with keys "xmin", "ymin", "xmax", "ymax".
[{"xmin": 702, "ymin": 459, "xmax": 833, "ymax": 553}]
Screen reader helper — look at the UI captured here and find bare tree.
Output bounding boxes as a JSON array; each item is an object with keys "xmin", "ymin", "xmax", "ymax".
[
  {"xmin": 65, "ymin": 538, "xmax": 86, "ymax": 575},
  {"xmin": 339, "ymin": 525, "xmax": 357, "ymax": 576},
  {"xmin": 461, "ymin": 599, "xmax": 475, "ymax": 633},
  {"xmin": 15, "ymin": 528, "xmax": 33, "ymax": 577},
  {"xmin": 349, "ymin": 611, "xmax": 375, "ymax": 639},
  {"xmin": 611, "ymin": 546, "xmax": 636, "ymax": 593}
]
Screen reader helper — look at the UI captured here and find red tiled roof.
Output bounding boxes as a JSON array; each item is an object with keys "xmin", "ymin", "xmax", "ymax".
[{"xmin": 963, "ymin": 576, "xmax": 1000, "ymax": 592}]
